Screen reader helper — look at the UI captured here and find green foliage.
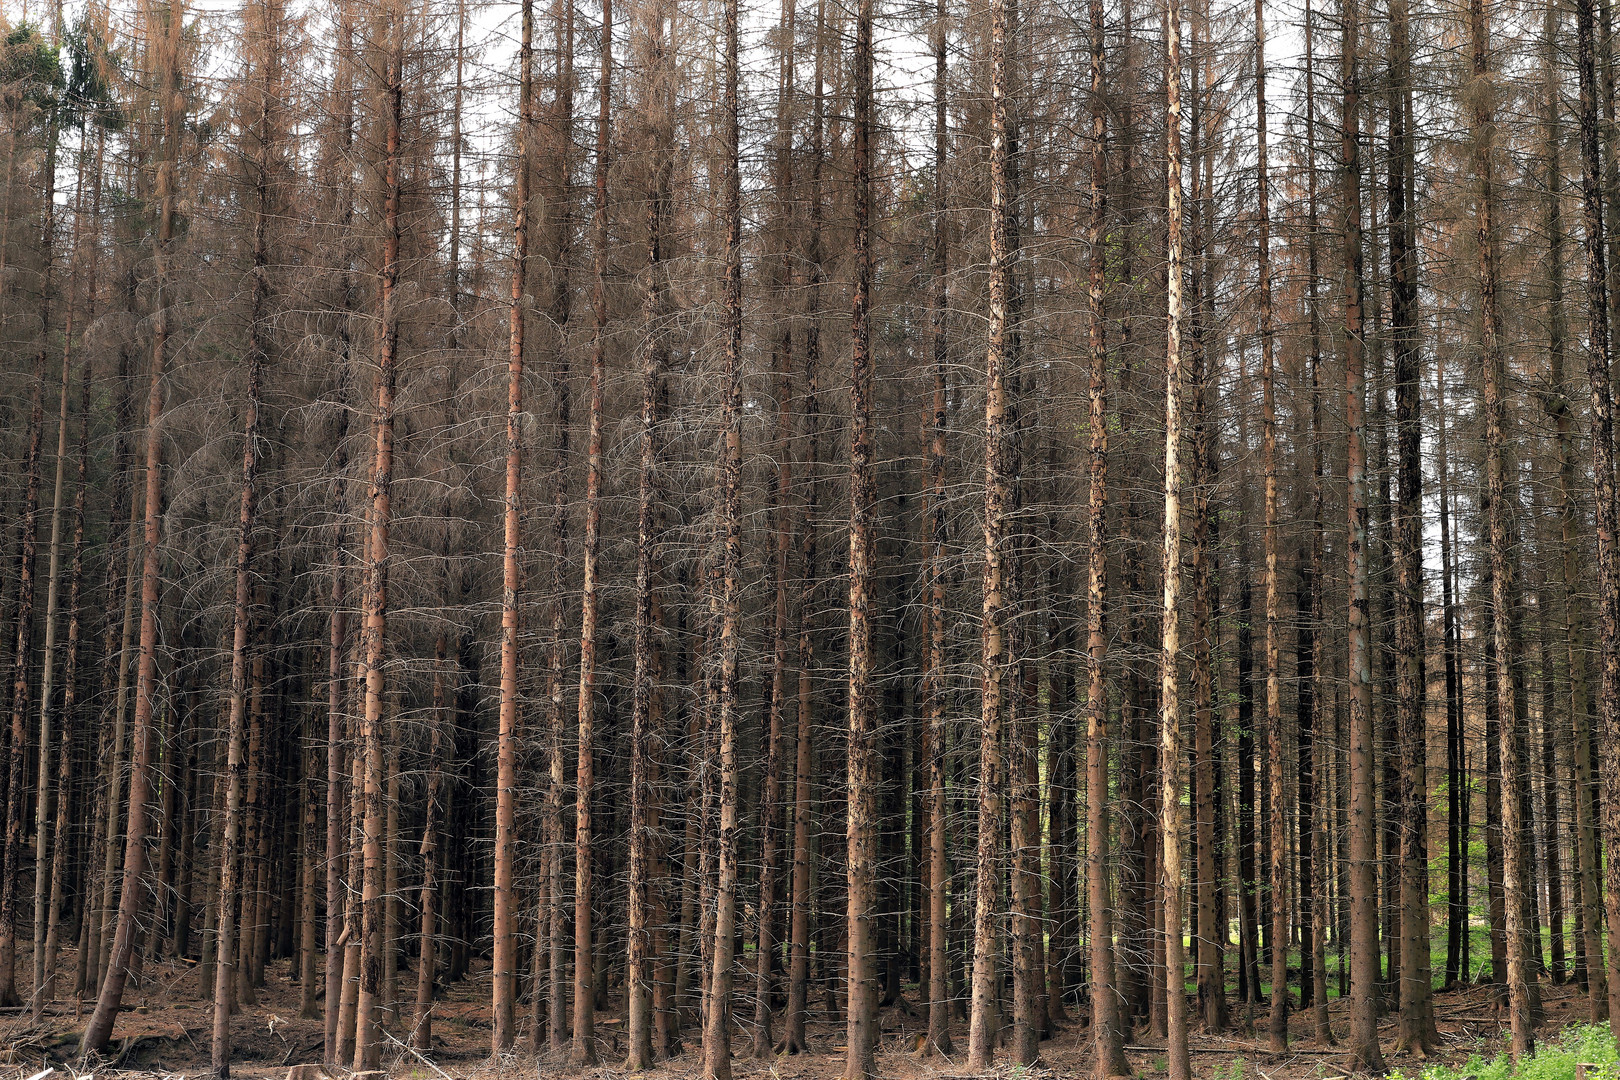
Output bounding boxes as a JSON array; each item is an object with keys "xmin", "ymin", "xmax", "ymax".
[
  {"xmin": 1, "ymin": 23, "xmax": 64, "ymax": 122},
  {"xmin": 1391, "ymin": 1023, "xmax": 1618, "ymax": 1080},
  {"xmin": 1214, "ymin": 1055, "xmax": 1249, "ymax": 1080},
  {"xmin": 62, "ymin": 17, "xmax": 124, "ymax": 132}
]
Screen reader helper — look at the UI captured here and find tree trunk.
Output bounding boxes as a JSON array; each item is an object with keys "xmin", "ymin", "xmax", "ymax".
[
  {"xmin": 411, "ymin": 635, "xmax": 448, "ymax": 1049},
  {"xmin": 1340, "ymin": 0, "xmax": 1384, "ymax": 1064},
  {"xmin": 1438, "ymin": 347, "xmax": 1467, "ymax": 993},
  {"xmin": 571, "ymin": 0, "xmax": 610, "ymax": 1057},
  {"xmin": 80, "ymin": 3, "xmax": 182, "ymax": 1046},
  {"xmin": 1256, "ymin": 0, "xmax": 1287, "ymax": 1049},
  {"xmin": 491, "ymin": 0, "xmax": 533, "ymax": 1047},
  {"xmin": 1548, "ymin": 10, "xmax": 1607, "ymax": 1010},
  {"xmin": 840, "ymin": 2, "xmax": 877, "ymax": 1075},
  {"xmin": 322, "ymin": 23, "xmax": 358, "ymax": 1063},
  {"xmin": 781, "ymin": 29, "xmax": 823, "ymax": 1043},
  {"xmin": 627, "ymin": 22, "xmax": 671, "ymax": 1059},
  {"xmin": 1576, "ymin": 0, "xmax": 1620, "ymax": 1026},
  {"xmin": 1470, "ymin": 0, "xmax": 1533, "ymax": 1055},
  {"xmin": 544, "ymin": 0, "xmax": 574, "ymax": 1050},
  {"xmin": 922, "ymin": 0, "xmax": 952, "ymax": 1033},
  {"xmin": 1, "ymin": 200, "xmax": 48, "ymax": 1016},
  {"xmin": 1388, "ymin": 0, "xmax": 1431, "ymax": 1048},
  {"xmin": 352, "ymin": 8, "xmax": 404, "ymax": 1065},
  {"xmin": 967, "ymin": 0, "xmax": 1012, "ymax": 1062},
  {"xmin": 29, "ymin": 243, "xmax": 72, "ymax": 1019},
  {"xmin": 210, "ymin": 239, "xmax": 265, "ymax": 1080},
  {"xmin": 702, "ymin": 0, "xmax": 744, "ymax": 1074},
  {"xmin": 1160, "ymin": 0, "xmax": 1190, "ymax": 1070},
  {"xmin": 1085, "ymin": 8, "xmax": 1126, "ymax": 1064}
]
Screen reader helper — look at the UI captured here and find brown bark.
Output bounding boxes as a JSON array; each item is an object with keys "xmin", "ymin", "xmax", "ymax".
[
  {"xmin": 1577, "ymin": 0, "xmax": 1620, "ymax": 1027},
  {"xmin": 323, "ymin": 16, "xmax": 358, "ymax": 1062},
  {"xmin": 1389, "ymin": 0, "xmax": 1431, "ymax": 1050},
  {"xmin": 627, "ymin": 19, "xmax": 671, "ymax": 1058},
  {"xmin": 702, "ymin": 0, "xmax": 744, "ymax": 1073},
  {"xmin": 1085, "ymin": 6, "xmax": 1126, "ymax": 1065},
  {"xmin": 922, "ymin": 0, "xmax": 951, "ymax": 1053},
  {"xmin": 1340, "ymin": 0, "xmax": 1384, "ymax": 1063},
  {"xmin": 781, "ymin": 23, "xmax": 823, "ymax": 1043},
  {"xmin": 352, "ymin": 7, "xmax": 404, "ymax": 1065},
  {"xmin": 1548, "ymin": 12, "xmax": 1607, "ymax": 1009},
  {"xmin": 966, "ymin": 0, "xmax": 1013, "ymax": 1062},
  {"xmin": 80, "ymin": 0, "xmax": 182, "ymax": 1047},
  {"xmin": 752, "ymin": 7, "xmax": 795, "ymax": 1053},
  {"xmin": 210, "ymin": 238, "xmax": 265, "ymax": 1080},
  {"xmin": 28, "ymin": 242, "xmax": 71, "ymax": 1019},
  {"xmin": 1185, "ymin": 40, "xmax": 1222, "ymax": 1029},
  {"xmin": 841, "ymin": 0, "xmax": 877, "ymax": 1074},
  {"xmin": 1299, "ymin": 40, "xmax": 1331, "ymax": 1030},
  {"xmin": 1470, "ymin": 0, "xmax": 1533, "ymax": 1055},
  {"xmin": 1, "ymin": 179, "xmax": 47, "ymax": 1016},
  {"xmin": 544, "ymin": 0, "xmax": 575, "ymax": 1049},
  {"xmin": 410, "ymin": 635, "xmax": 448, "ymax": 1050},
  {"xmin": 491, "ymin": 0, "xmax": 533, "ymax": 1046}
]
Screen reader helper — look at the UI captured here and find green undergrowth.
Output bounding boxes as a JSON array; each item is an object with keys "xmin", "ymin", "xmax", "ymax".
[{"xmin": 1395, "ymin": 1023, "xmax": 1618, "ymax": 1080}]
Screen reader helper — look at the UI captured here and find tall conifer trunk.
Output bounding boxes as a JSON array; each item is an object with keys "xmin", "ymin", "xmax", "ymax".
[
  {"xmin": 1340, "ymin": 0, "xmax": 1384, "ymax": 1065},
  {"xmin": 572, "ymin": 0, "xmax": 611, "ymax": 1057},
  {"xmin": 627, "ymin": 10, "xmax": 671, "ymax": 1059},
  {"xmin": 1470, "ymin": 0, "xmax": 1534, "ymax": 1055},
  {"xmin": 81, "ymin": 0, "xmax": 182, "ymax": 1048},
  {"xmin": 842, "ymin": 0, "xmax": 878, "ymax": 1073},
  {"xmin": 702, "ymin": 0, "xmax": 744, "ymax": 1072},
  {"xmin": 781, "ymin": 15, "xmax": 824, "ymax": 1044},
  {"xmin": 1549, "ymin": 6, "xmax": 1608, "ymax": 1012},
  {"xmin": 1160, "ymin": 0, "xmax": 1191, "ymax": 1069},
  {"xmin": 491, "ymin": 0, "xmax": 534, "ymax": 1047},
  {"xmin": 967, "ymin": 0, "xmax": 1013, "ymax": 1061},
  {"xmin": 1389, "ymin": 0, "xmax": 1431, "ymax": 1049},
  {"xmin": 1085, "ymin": 1, "xmax": 1127, "ymax": 1064},
  {"xmin": 1577, "ymin": 0, "xmax": 1620, "ymax": 1026},
  {"xmin": 923, "ymin": 0, "xmax": 951, "ymax": 1051},
  {"xmin": 352, "ymin": 5, "xmax": 404, "ymax": 1065}
]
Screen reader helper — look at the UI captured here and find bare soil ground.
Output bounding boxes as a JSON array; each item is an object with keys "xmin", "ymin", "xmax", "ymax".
[{"xmin": 0, "ymin": 951, "xmax": 1592, "ymax": 1080}]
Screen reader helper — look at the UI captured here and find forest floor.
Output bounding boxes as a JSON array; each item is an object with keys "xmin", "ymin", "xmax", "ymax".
[{"xmin": 0, "ymin": 950, "xmax": 1599, "ymax": 1080}]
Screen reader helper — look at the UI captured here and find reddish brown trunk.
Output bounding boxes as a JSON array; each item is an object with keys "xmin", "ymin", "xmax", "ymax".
[{"xmin": 491, "ymin": 0, "xmax": 533, "ymax": 1047}]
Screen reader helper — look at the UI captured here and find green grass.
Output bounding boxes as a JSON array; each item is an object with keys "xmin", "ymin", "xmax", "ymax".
[{"xmin": 1393, "ymin": 1023, "xmax": 1619, "ymax": 1080}]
